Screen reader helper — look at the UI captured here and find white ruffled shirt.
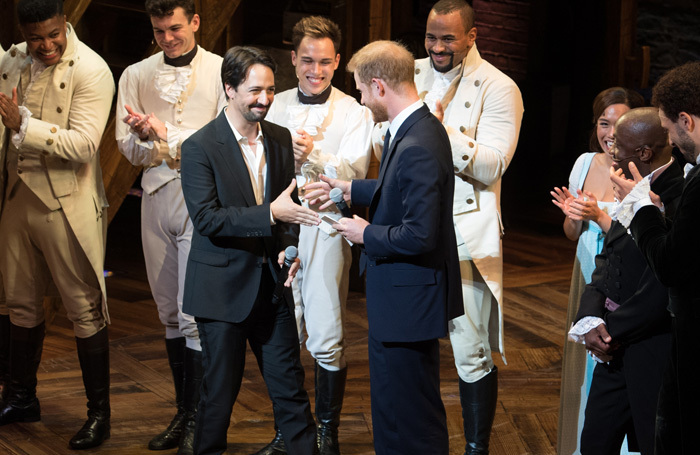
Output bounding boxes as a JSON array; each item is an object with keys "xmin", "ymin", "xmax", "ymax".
[
  {"xmin": 12, "ymin": 37, "xmax": 54, "ymax": 149},
  {"xmin": 423, "ymin": 63, "xmax": 462, "ymax": 114}
]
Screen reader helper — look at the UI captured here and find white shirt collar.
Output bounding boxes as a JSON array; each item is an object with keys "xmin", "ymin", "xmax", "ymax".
[
  {"xmin": 649, "ymin": 157, "xmax": 674, "ymax": 184},
  {"xmin": 387, "ymin": 100, "xmax": 424, "ymax": 148}
]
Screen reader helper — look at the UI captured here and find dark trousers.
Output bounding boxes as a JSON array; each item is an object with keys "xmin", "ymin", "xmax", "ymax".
[
  {"xmin": 193, "ymin": 269, "xmax": 315, "ymax": 455},
  {"xmin": 655, "ymin": 315, "xmax": 698, "ymax": 455},
  {"xmin": 368, "ymin": 334, "xmax": 448, "ymax": 455},
  {"xmin": 581, "ymin": 331, "xmax": 670, "ymax": 455}
]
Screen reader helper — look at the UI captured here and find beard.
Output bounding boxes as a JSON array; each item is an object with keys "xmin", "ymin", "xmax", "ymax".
[
  {"xmin": 674, "ymin": 126, "xmax": 698, "ymax": 163},
  {"xmin": 367, "ymin": 100, "xmax": 388, "ymax": 123},
  {"xmin": 429, "ymin": 51, "xmax": 455, "ymax": 73},
  {"xmin": 242, "ymin": 103, "xmax": 269, "ymax": 122}
]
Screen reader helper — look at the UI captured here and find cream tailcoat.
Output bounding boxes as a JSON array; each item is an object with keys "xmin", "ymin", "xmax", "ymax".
[
  {"xmin": 0, "ymin": 25, "xmax": 114, "ymax": 316},
  {"xmin": 373, "ymin": 44, "xmax": 523, "ymax": 359}
]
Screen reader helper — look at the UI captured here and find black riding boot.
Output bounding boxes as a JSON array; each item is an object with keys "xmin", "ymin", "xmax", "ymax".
[
  {"xmin": 177, "ymin": 347, "xmax": 202, "ymax": 455},
  {"xmin": 459, "ymin": 366, "xmax": 498, "ymax": 455},
  {"xmin": 315, "ymin": 362, "xmax": 347, "ymax": 455},
  {"xmin": 149, "ymin": 337, "xmax": 186, "ymax": 450},
  {"xmin": 0, "ymin": 314, "xmax": 10, "ymax": 403},
  {"xmin": 252, "ymin": 426, "xmax": 286, "ymax": 455},
  {"xmin": 69, "ymin": 326, "xmax": 111, "ymax": 450},
  {"xmin": 0, "ymin": 322, "xmax": 44, "ymax": 425}
]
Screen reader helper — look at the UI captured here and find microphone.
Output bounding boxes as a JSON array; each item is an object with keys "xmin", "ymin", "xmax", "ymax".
[
  {"xmin": 330, "ymin": 188, "xmax": 352, "ymax": 218},
  {"xmin": 271, "ymin": 245, "xmax": 298, "ymax": 305}
]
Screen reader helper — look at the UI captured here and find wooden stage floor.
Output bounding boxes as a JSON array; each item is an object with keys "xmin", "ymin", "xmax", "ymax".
[{"xmin": 0, "ymin": 201, "xmax": 575, "ymax": 454}]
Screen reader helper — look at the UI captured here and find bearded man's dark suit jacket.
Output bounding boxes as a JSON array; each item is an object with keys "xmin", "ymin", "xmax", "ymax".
[
  {"xmin": 180, "ymin": 111, "xmax": 315, "ymax": 455},
  {"xmin": 350, "ymin": 104, "xmax": 463, "ymax": 455},
  {"xmin": 629, "ymin": 163, "xmax": 700, "ymax": 455},
  {"xmin": 574, "ymin": 161, "xmax": 683, "ymax": 455}
]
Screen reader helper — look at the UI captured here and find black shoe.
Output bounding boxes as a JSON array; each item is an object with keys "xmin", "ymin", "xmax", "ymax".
[
  {"xmin": 315, "ymin": 363, "xmax": 346, "ymax": 455},
  {"xmin": 252, "ymin": 428, "xmax": 287, "ymax": 454},
  {"xmin": 0, "ymin": 314, "xmax": 10, "ymax": 403},
  {"xmin": 69, "ymin": 415, "xmax": 110, "ymax": 449},
  {"xmin": 149, "ymin": 412, "xmax": 186, "ymax": 450},
  {"xmin": 149, "ymin": 337, "xmax": 186, "ymax": 450},
  {"xmin": 0, "ymin": 397, "xmax": 40, "ymax": 425},
  {"xmin": 176, "ymin": 347, "xmax": 202, "ymax": 455},
  {"xmin": 460, "ymin": 366, "xmax": 498, "ymax": 455},
  {"xmin": 316, "ymin": 423, "xmax": 340, "ymax": 455},
  {"xmin": 0, "ymin": 322, "xmax": 45, "ymax": 426},
  {"xmin": 69, "ymin": 327, "xmax": 111, "ymax": 450}
]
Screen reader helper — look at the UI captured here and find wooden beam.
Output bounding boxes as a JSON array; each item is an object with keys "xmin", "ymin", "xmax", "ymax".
[
  {"xmin": 64, "ymin": 0, "xmax": 93, "ymax": 25},
  {"xmin": 369, "ymin": 0, "xmax": 391, "ymax": 42},
  {"xmin": 199, "ymin": 0, "xmax": 242, "ymax": 50}
]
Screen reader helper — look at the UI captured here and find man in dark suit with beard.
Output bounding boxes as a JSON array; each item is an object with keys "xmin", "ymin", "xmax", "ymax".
[
  {"xmin": 307, "ymin": 40, "xmax": 463, "ymax": 455},
  {"xmin": 569, "ymin": 107, "xmax": 683, "ymax": 455},
  {"xmin": 180, "ymin": 46, "xmax": 320, "ymax": 455},
  {"xmin": 611, "ymin": 62, "xmax": 700, "ymax": 454}
]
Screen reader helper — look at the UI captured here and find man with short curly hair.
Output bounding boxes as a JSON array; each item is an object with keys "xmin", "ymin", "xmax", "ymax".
[{"xmin": 611, "ymin": 60, "xmax": 700, "ymax": 454}]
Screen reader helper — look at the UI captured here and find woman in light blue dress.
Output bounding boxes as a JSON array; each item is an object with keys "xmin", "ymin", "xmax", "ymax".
[{"xmin": 552, "ymin": 87, "xmax": 645, "ymax": 455}]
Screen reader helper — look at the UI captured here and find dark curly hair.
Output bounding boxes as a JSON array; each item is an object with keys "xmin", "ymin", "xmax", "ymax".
[
  {"xmin": 589, "ymin": 87, "xmax": 645, "ymax": 152},
  {"xmin": 652, "ymin": 61, "xmax": 700, "ymax": 122},
  {"xmin": 145, "ymin": 0, "xmax": 195, "ymax": 21},
  {"xmin": 17, "ymin": 0, "xmax": 63, "ymax": 25}
]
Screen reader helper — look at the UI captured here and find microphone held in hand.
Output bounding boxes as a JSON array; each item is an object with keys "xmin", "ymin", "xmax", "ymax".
[
  {"xmin": 330, "ymin": 188, "xmax": 352, "ymax": 218},
  {"xmin": 271, "ymin": 245, "xmax": 298, "ymax": 305}
]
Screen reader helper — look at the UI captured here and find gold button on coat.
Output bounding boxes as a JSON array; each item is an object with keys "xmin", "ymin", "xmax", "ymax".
[
  {"xmin": 50, "ymin": 127, "xmax": 57, "ymax": 133},
  {"xmin": 56, "ymin": 107, "xmax": 62, "ymax": 113},
  {"xmin": 46, "ymin": 138, "xmax": 54, "ymax": 145}
]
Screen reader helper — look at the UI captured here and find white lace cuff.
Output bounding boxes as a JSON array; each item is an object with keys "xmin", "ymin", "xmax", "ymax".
[
  {"xmin": 129, "ymin": 131, "xmax": 155, "ymax": 150},
  {"xmin": 609, "ymin": 178, "xmax": 652, "ymax": 228},
  {"xmin": 11, "ymin": 106, "xmax": 32, "ymax": 149},
  {"xmin": 568, "ymin": 316, "xmax": 605, "ymax": 344},
  {"xmin": 568, "ymin": 316, "xmax": 608, "ymax": 364}
]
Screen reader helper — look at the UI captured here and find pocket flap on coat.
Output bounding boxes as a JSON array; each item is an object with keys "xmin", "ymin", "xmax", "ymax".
[
  {"xmin": 188, "ymin": 248, "xmax": 229, "ymax": 267},
  {"xmin": 390, "ymin": 268, "xmax": 436, "ymax": 287}
]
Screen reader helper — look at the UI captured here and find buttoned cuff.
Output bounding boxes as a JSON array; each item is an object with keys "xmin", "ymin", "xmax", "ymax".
[
  {"xmin": 21, "ymin": 116, "xmax": 62, "ymax": 155},
  {"xmin": 446, "ymin": 125, "xmax": 476, "ymax": 173}
]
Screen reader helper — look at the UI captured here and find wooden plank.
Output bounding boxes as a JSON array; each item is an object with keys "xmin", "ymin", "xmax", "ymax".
[
  {"xmin": 64, "ymin": 0, "xmax": 93, "ymax": 25},
  {"xmin": 368, "ymin": 0, "xmax": 391, "ymax": 43}
]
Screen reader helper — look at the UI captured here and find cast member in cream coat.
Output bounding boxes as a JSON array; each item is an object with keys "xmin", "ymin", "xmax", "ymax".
[{"xmin": 0, "ymin": 1, "xmax": 113, "ymax": 449}]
